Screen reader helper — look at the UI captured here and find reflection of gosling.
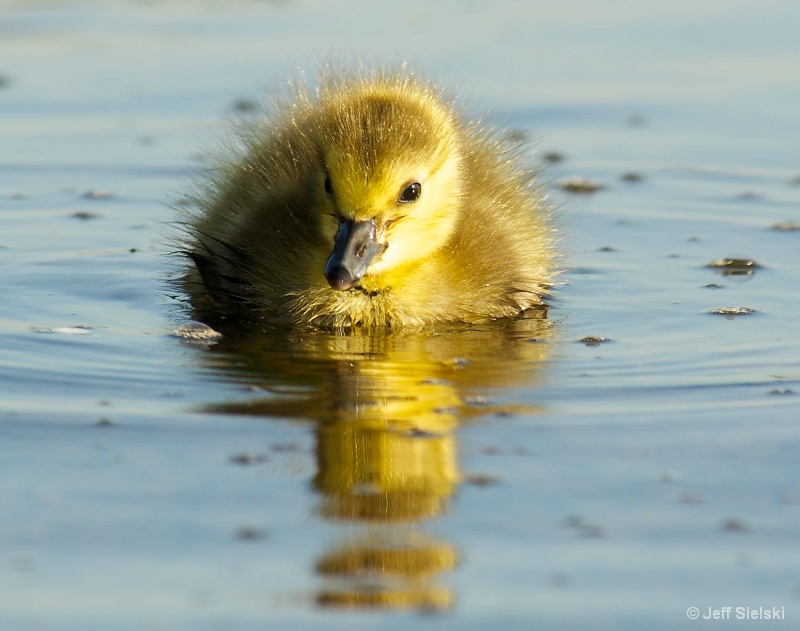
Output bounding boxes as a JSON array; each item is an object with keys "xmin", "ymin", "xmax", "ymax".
[{"xmin": 184, "ymin": 67, "xmax": 554, "ymax": 328}]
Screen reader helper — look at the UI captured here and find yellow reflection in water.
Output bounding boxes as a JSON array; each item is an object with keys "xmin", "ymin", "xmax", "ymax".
[{"xmin": 198, "ymin": 311, "xmax": 553, "ymax": 610}]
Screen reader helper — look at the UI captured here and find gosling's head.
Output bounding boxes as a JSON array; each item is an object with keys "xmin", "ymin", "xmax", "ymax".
[{"xmin": 309, "ymin": 83, "xmax": 464, "ymax": 292}]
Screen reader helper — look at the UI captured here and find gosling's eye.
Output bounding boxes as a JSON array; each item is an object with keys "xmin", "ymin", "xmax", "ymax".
[
  {"xmin": 398, "ymin": 182, "xmax": 421, "ymax": 203},
  {"xmin": 324, "ymin": 173, "xmax": 334, "ymax": 196}
]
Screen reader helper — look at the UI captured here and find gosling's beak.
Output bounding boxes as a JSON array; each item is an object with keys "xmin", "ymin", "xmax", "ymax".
[{"xmin": 324, "ymin": 219, "xmax": 385, "ymax": 291}]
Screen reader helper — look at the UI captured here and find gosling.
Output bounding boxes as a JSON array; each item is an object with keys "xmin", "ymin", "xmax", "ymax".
[{"xmin": 182, "ymin": 67, "xmax": 554, "ymax": 329}]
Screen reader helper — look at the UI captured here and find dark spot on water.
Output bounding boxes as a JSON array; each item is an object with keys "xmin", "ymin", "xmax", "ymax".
[
  {"xmin": 768, "ymin": 388, "xmax": 794, "ymax": 395},
  {"xmin": 526, "ymin": 337, "xmax": 545, "ymax": 344},
  {"xmin": 620, "ymin": 171, "xmax": 644, "ymax": 183},
  {"xmin": 231, "ymin": 98, "xmax": 259, "ymax": 113},
  {"xmin": 235, "ymin": 526, "xmax": 268, "ymax": 541},
  {"xmin": 720, "ymin": 518, "xmax": 747, "ymax": 533},
  {"xmin": 542, "ymin": 150, "xmax": 565, "ymax": 164},
  {"xmin": 627, "ymin": 114, "xmax": 646, "ymax": 127},
  {"xmin": 71, "ymin": 211, "xmax": 99, "ymax": 220},
  {"xmin": 704, "ymin": 283, "xmax": 725, "ymax": 289},
  {"xmin": 0, "ymin": 75, "xmax": 10, "ymax": 89},
  {"xmin": 557, "ymin": 177, "xmax": 605, "ymax": 194},
  {"xmin": 737, "ymin": 191, "xmax": 760, "ymax": 200},
  {"xmin": 229, "ymin": 453, "xmax": 268, "ymax": 465},
  {"xmin": 579, "ymin": 336, "xmax": 611, "ymax": 347},
  {"xmin": 597, "ymin": 246, "xmax": 616, "ymax": 252},
  {"xmin": 95, "ymin": 418, "xmax": 115, "ymax": 427},
  {"xmin": 789, "ymin": 174, "xmax": 800, "ymax": 186},
  {"xmin": 494, "ymin": 409, "xmax": 515, "ymax": 418},
  {"xmin": 464, "ymin": 473, "xmax": 500, "ymax": 487},
  {"xmin": 479, "ymin": 446, "xmax": 502, "ymax": 455}
]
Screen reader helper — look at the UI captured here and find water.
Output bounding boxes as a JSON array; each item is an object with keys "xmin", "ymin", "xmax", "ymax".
[{"xmin": 1, "ymin": 1, "xmax": 799, "ymax": 629}]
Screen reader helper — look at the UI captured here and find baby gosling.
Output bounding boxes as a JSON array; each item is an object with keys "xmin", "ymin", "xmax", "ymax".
[{"xmin": 183, "ymin": 67, "xmax": 554, "ymax": 329}]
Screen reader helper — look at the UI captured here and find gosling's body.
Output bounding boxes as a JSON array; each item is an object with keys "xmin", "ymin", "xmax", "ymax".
[{"xmin": 184, "ymin": 68, "xmax": 554, "ymax": 329}]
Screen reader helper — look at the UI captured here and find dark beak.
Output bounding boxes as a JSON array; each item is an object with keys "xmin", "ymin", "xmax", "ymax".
[{"xmin": 324, "ymin": 219, "xmax": 385, "ymax": 291}]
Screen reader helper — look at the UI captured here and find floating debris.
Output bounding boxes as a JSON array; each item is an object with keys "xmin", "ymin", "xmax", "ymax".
[
  {"xmin": 81, "ymin": 190, "xmax": 113, "ymax": 200},
  {"xmin": 31, "ymin": 325, "xmax": 93, "ymax": 335},
  {"xmin": 71, "ymin": 211, "xmax": 99, "ymax": 220},
  {"xmin": 703, "ymin": 283, "xmax": 725, "ymax": 289},
  {"xmin": 557, "ymin": 176, "xmax": 606, "ymax": 194},
  {"xmin": 708, "ymin": 307, "xmax": 756, "ymax": 317},
  {"xmin": 768, "ymin": 388, "xmax": 795, "ymax": 395},
  {"xmin": 171, "ymin": 321, "xmax": 222, "ymax": 342},
  {"xmin": 578, "ymin": 336, "xmax": 611, "ymax": 347},
  {"xmin": 706, "ymin": 257, "xmax": 760, "ymax": 276},
  {"xmin": 771, "ymin": 221, "xmax": 800, "ymax": 231},
  {"xmin": 596, "ymin": 246, "xmax": 617, "ymax": 252}
]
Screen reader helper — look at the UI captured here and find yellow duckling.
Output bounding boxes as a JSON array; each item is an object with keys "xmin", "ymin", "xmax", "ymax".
[{"xmin": 183, "ymin": 67, "xmax": 554, "ymax": 329}]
